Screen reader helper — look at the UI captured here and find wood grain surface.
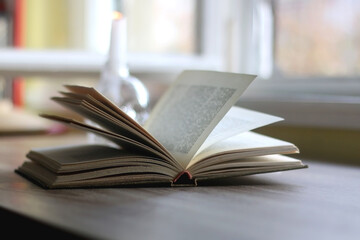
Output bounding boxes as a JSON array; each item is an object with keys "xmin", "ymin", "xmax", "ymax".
[{"xmin": 0, "ymin": 132, "xmax": 359, "ymax": 240}]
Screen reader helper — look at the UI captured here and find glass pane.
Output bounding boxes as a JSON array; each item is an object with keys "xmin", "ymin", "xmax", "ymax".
[
  {"xmin": 275, "ymin": 0, "xmax": 360, "ymax": 77},
  {"xmin": 124, "ymin": 0, "xmax": 197, "ymax": 54}
]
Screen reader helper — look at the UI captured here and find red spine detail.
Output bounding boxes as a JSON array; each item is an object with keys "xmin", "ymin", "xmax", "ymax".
[
  {"xmin": 12, "ymin": 0, "xmax": 25, "ymax": 107},
  {"xmin": 173, "ymin": 171, "xmax": 193, "ymax": 183},
  {"xmin": 13, "ymin": 0, "xmax": 25, "ymax": 47}
]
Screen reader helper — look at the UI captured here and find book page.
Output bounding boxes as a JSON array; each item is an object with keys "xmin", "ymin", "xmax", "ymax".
[
  {"xmin": 64, "ymin": 85, "xmax": 168, "ymax": 154},
  {"xmin": 51, "ymin": 96, "xmax": 170, "ymax": 158},
  {"xmin": 195, "ymin": 106, "xmax": 283, "ymax": 153},
  {"xmin": 40, "ymin": 114, "xmax": 175, "ymax": 164},
  {"xmin": 188, "ymin": 131, "xmax": 298, "ymax": 169},
  {"xmin": 27, "ymin": 144, "xmax": 178, "ymax": 177},
  {"xmin": 144, "ymin": 70, "xmax": 256, "ymax": 168},
  {"xmin": 193, "ymin": 155, "xmax": 305, "ymax": 180},
  {"xmin": 192, "ymin": 154, "xmax": 303, "ymax": 177}
]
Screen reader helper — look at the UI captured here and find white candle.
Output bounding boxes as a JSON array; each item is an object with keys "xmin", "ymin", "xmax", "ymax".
[{"xmin": 108, "ymin": 11, "xmax": 127, "ymax": 72}]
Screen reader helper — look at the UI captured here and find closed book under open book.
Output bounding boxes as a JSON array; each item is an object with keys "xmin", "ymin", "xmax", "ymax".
[{"xmin": 16, "ymin": 70, "xmax": 307, "ymax": 188}]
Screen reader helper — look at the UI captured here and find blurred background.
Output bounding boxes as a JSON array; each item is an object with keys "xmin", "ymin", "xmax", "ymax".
[{"xmin": 0, "ymin": 0, "xmax": 359, "ymax": 165}]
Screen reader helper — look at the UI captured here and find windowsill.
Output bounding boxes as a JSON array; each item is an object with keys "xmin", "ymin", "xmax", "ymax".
[{"xmin": 0, "ymin": 49, "xmax": 222, "ymax": 78}]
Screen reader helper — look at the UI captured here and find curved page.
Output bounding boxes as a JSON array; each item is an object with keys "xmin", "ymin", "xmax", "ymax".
[
  {"xmin": 145, "ymin": 70, "xmax": 256, "ymax": 168},
  {"xmin": 195, "ymin": 106, "xmax": 283, "ymax": 154}
]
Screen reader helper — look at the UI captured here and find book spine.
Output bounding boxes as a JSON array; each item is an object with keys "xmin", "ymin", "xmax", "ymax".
[
  {"xmin": 171, "ymin": 171, "xmax": 197, "ymax": 187},
  {"xmin": 12, "ymin": 0, "xmax": 25, "ymax": 107}
]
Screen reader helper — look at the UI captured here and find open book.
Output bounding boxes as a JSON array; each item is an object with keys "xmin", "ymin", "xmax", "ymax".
[{"xmin": 16, "ymin": 70, "xmax": 306, "ymax": 188}]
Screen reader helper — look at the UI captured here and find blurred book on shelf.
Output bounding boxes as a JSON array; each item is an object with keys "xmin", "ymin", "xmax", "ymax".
[
  {"xmin": 0, "ymin": 99, "xmax": 66, "ymax": 135},
  {"xmin": 0, "ymin": 0, "xmax": 100, "ymax": 135},
  {"xmin": 21, "ymin": 0, "xmax": 108, "ymax": 113},
  {"xmin": 0, "ymin": 0, "xmax": 11, "ymax": 47}
]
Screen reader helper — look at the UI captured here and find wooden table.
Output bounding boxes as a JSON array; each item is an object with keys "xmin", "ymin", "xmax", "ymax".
[{"xmin": 1, "ymin": 132, "xmax": 359, "ymax": 240}]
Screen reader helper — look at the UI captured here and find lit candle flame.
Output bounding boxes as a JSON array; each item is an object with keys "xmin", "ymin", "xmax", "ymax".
[{"xmin": 113, "ymin": 11, "xmax": 123, "ymax": 20}]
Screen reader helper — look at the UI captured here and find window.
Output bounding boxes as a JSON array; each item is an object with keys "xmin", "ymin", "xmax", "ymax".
[
  {"xmin": 0, "ymin": 0, "xmax": 359, "ymax": 127},
  {"xmin": 125, "ymin": 0, "xmax": 197, "ymax": 55},
  {"xmin": 239, "ymin": 0, "xmax": 360, "ymax": 129},
  {"xmin": 274, "ymin": 0, "xmax": 360, "ymax": 77},
  {"xmin": 0, "ymin": 0, "xmax": 225, "ymax": 75}
]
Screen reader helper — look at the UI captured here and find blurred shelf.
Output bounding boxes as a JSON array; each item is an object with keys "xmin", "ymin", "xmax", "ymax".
[{"xmin": 0, "ymin": 49, "xmax": 104, "ymax": 77}]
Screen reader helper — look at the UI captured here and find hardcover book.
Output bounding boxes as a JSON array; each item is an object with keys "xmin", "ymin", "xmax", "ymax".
[{"xmin": 16, "ymin": 70, "xmax": 306, "ymax": 188}]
